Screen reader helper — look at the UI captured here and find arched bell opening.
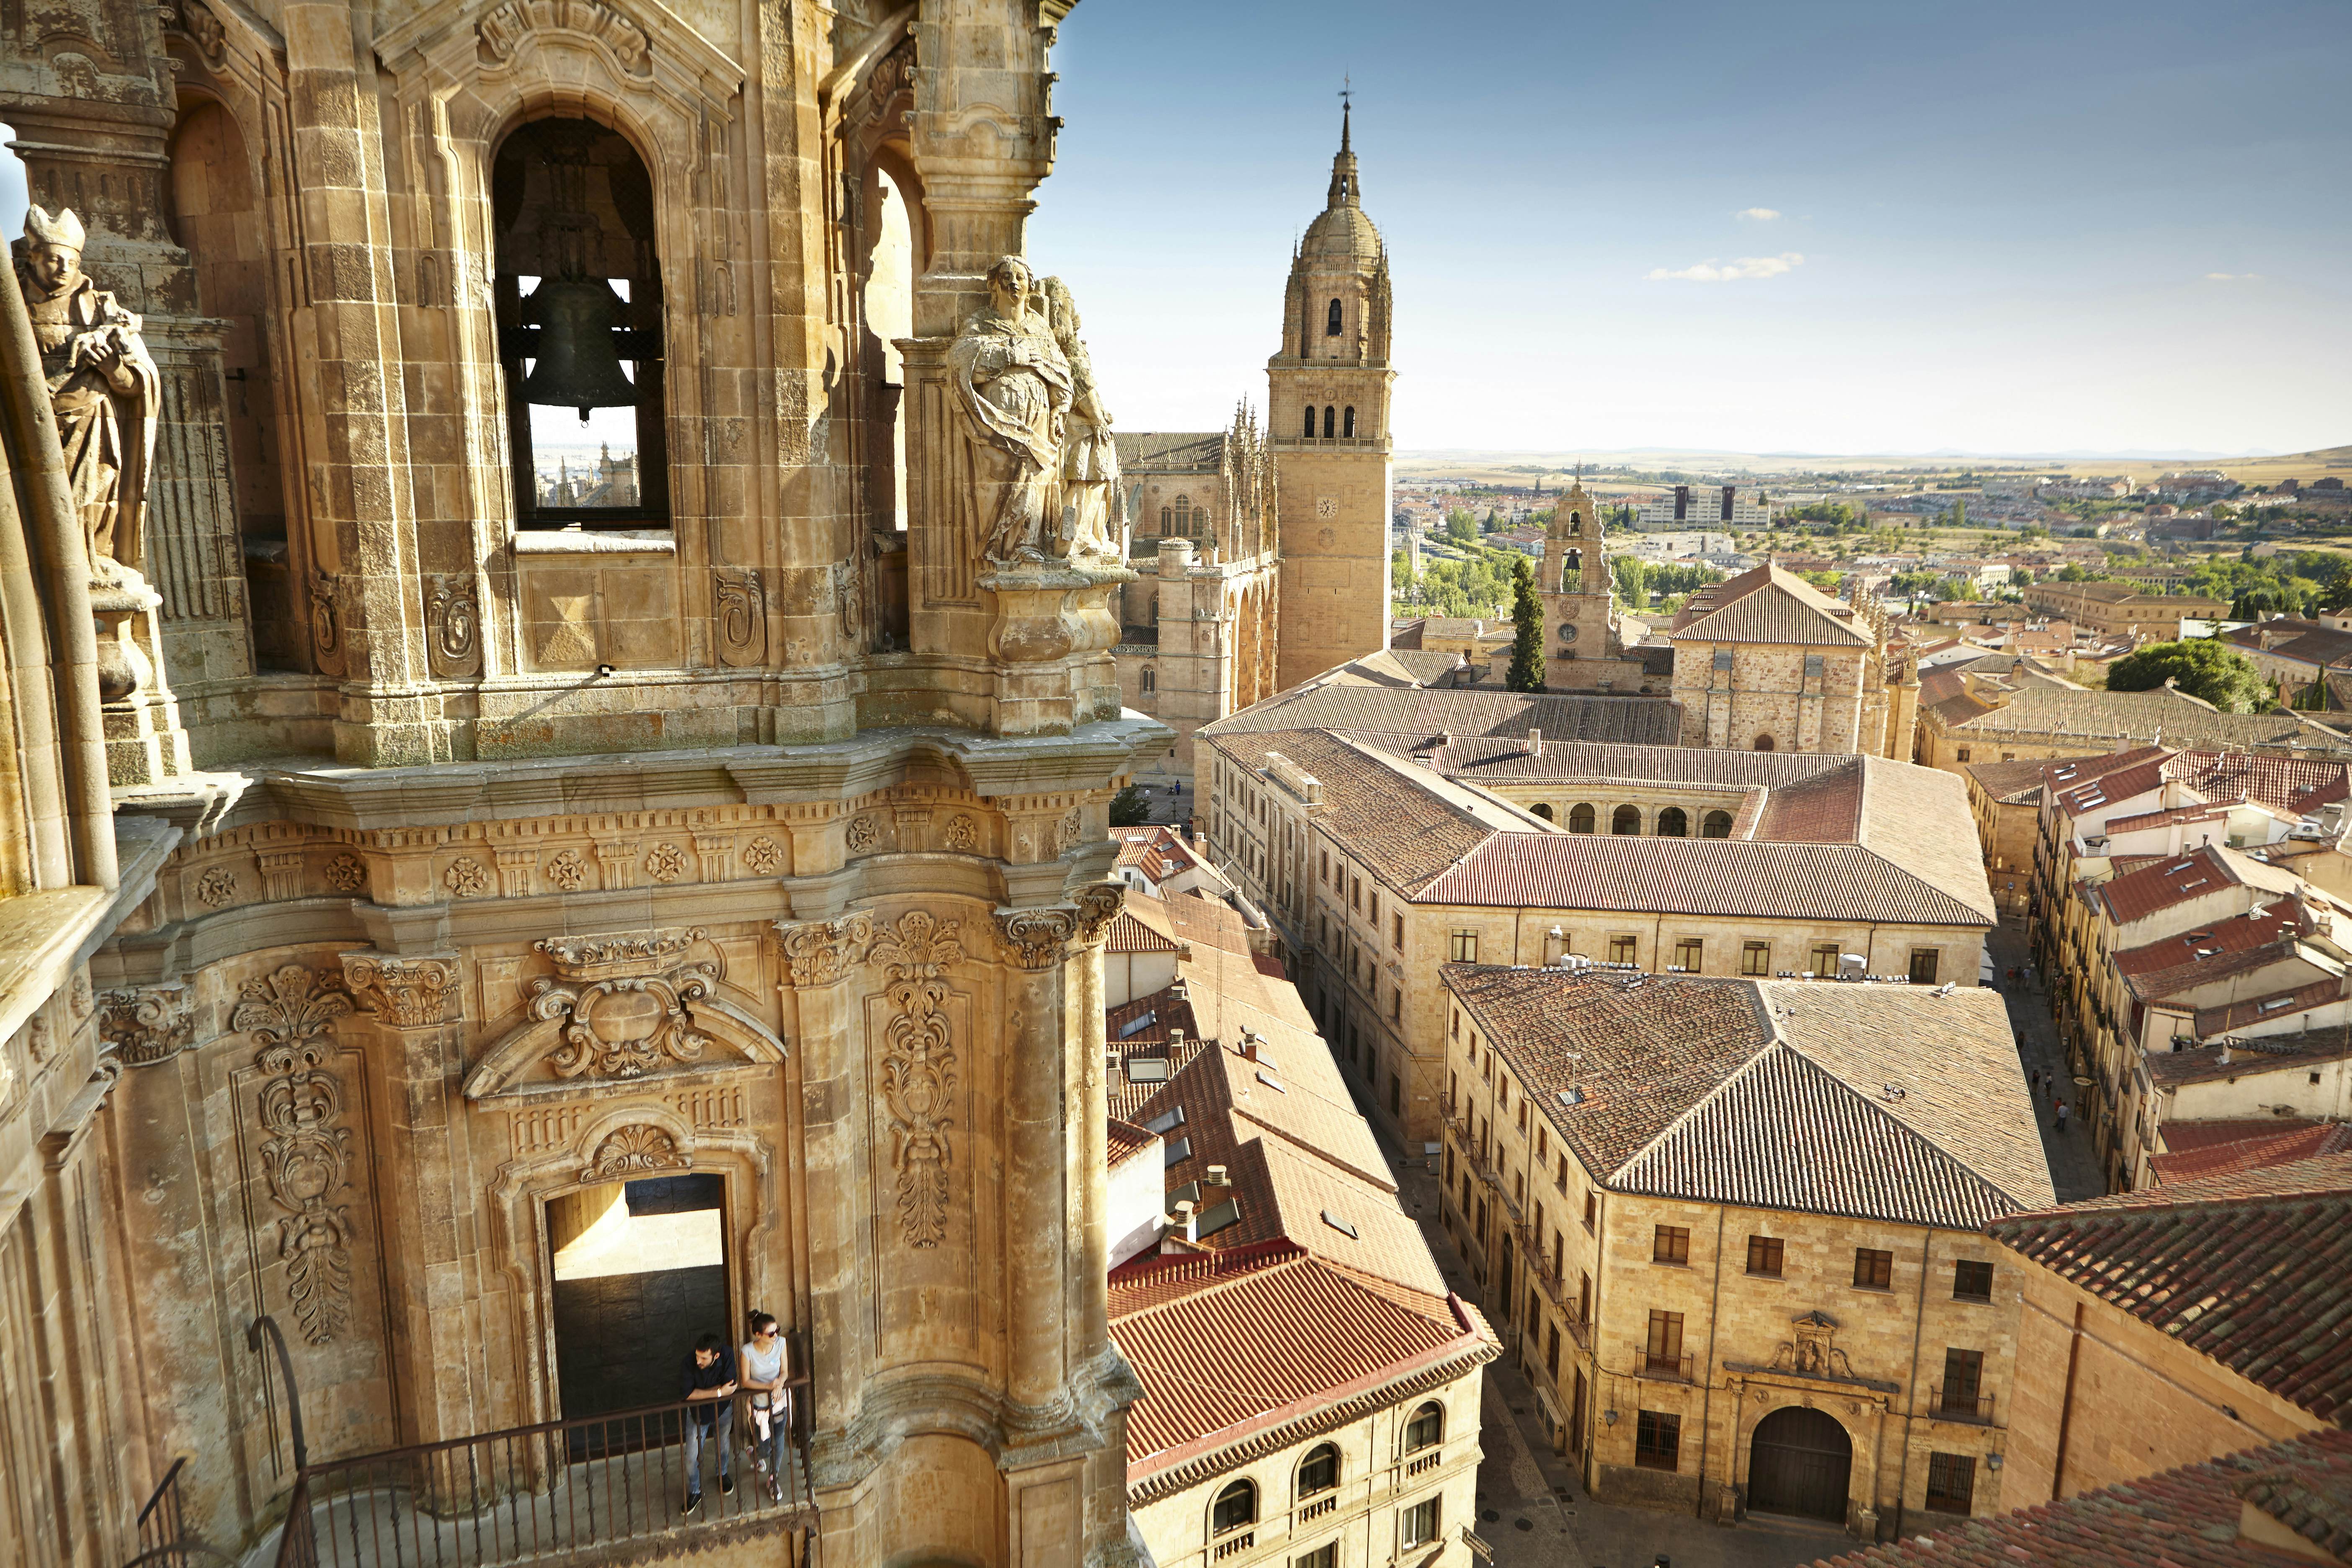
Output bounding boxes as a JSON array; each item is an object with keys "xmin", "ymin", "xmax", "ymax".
[{"xmin": 493, "ymin": 116, "xmax": 670, "ymax": 531}]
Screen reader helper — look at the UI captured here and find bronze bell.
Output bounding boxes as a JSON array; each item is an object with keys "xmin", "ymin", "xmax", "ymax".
[{"xmin": 520, "ymin": 277, "xmax": 640, "ymax": 420}]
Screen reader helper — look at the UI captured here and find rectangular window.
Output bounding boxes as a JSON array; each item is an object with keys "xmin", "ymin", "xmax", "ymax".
[
  {"xmin": 1672, "ymin": 937, "xmax": 1703, "ymax": 972},
  {"xmin": 1653, "ymin": 1225, "xmax": 1690, "ymax": 1265},
  {"xmin": 1387, "ymin": 1073, "xmax": 1402, "ymax": 1116},
  {"xmin": 1956, "ymin": 746, "xmax": 1972, "ymax": 763},
  {"xmin": 1942, "ymin": 1348, "xmax": 1985, "ymax": 1413},
  {"xmin": 1746, "ymin": 1235, "xmax": 1784, "ymax": 1277},
  {"xmin": 1545, "ymin": 1323, "xmax": 1560, "ymax": 1376},
  {"xmin": 1450, "ymin": 1008, "xmax": 1459, "ymax": 1041},
  {"xmin": 1400, "ymin": 1497, "xmax": 1441, "ymax": 1549},
  {"xmin": 1390, "ymin": 988, "xmax": 1402, "ymax": 1021},
  {"xmin": 1645, "ymin": 1309, "xmax": 1684, "ymax": 1369},
  {"xmin": 1578, "ymin": 1271, "xmax": 1591, "ymax": 1324},
  {"xmin": 1295, "ymin": 1545, "xmax": 1338, "ymax": 1568},
  {"xmin": 1393, "ymin": 913, "xmax": 1404, "ymax": 947},
  {"xmin": 1449, "ymin": 930, "xmax": 1479, "ymax": 963},
  {"xmin": 1556, "ymin": 1154, "xmax": 1570, "ymax": 1192},
  {"xmin": 1319, "ymin": 850, "xmax": 1328, "ymax": 884},
  {"xmin": 1633, "ymin": 1411, "xmax": 1681, "ymax": 1471},
  {"xmin": 1924, "ymin": 1453, "xmax": 1976, "ymax": 1515},
  {"xmin": 1742, "ymin": 940, "xmax": 1771, "ymax": 976},
  {"xmin": 1854, "ymin": 1248, "xmax": 1893, "ymax": 1290},
  {"xmin": 1582, "ymin": 1190, "xmax": 1596, "ymax": 1230},
  {"xmin": 1909, "ymin": 948, "xmax": 1940, "ymax": 985},
  {"xmin": 1608, "ymin": 935, "xmax": 1638, "ymax": 965},
  {"xmin": 1812, "ymin": 943, "xmax": 1842, "ymax": 978},
  {"xmin": 1536, "ymin": 1127, "xmax": 1548, "ymax": 1160},
  {"xmin": 1551, "ymin": 1233, "xmax": 1564, "ymax": 1279},
  {"xmin": 1953, "ymin": 1260, "xmax": 1994, "ymax": 1302}
]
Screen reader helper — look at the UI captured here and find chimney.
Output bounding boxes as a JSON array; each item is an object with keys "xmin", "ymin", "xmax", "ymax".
[
  {"xmin": 1205, "ymin": 1164, "xmax": 1231, "ymax": 1187},
  {"xmin": 1174, "ymin": 1199, "xmax": 1197, "ymax": 1243},
  {"xmin": 1528, "ymin": 728, "xmax": 1543, "ymax": 757}
]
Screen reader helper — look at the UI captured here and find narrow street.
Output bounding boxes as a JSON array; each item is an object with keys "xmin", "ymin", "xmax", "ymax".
[{"xmin": 1983, "ymin": 920, "xmax": 2105, "ymax": 1203}]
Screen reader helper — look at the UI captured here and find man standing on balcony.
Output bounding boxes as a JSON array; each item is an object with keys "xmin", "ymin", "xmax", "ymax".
[{"xmin": 681, "ymin": 1332, "xmax": 738, "ymax": 1514}]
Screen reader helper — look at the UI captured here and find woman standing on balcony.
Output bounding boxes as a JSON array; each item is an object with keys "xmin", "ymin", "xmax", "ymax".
[{"xmin": 740, "ymin": 1311, "xmax": 789, "ymax": 1502}]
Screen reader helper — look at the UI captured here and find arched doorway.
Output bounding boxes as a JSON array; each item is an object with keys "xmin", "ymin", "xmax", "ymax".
[{"xmin": 1747, "ymin": 1406, "xmax": 1852, "ymax": 1522}]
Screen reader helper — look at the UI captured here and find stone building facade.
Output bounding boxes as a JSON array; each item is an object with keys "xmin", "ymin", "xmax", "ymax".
[
  {"xmin": 0, "ymin": 5, "xmax": 1179, "ymax": 1568},
  {"xmin": 1668, "ymin": 566, "xmax": 1919, "ymax": 758},
  {"xmin": 1439, "ymin": 967, "xmax": 2053, "ymax": 1542},
  {"xmin": 1540, "ymin": 478, "xmax": 1666, "ymax": 694}
]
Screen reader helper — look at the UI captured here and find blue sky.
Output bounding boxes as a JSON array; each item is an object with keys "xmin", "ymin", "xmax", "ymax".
[{"xmin": 1029, "ymin": 0, "xmax": 2352, "ymax": 458}]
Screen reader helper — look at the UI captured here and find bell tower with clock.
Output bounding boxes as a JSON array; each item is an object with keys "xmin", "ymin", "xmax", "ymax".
[{"xmin": 1270, "ymin": 97, "xmax": 1397, "ymax": 691}]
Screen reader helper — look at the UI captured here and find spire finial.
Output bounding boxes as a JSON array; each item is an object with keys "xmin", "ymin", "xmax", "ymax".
[{"xmin": 1339, "ymin": 77, "xmax": 1351, "ymax": 152}]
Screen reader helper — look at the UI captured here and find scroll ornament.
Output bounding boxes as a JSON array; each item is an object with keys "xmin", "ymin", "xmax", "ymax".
[
  {"xmin": 343, "ymin": 954, "xmax": 462, "ymax": 1029},
  {"xmin": 231, "ymin": 965, "xmax": 359, "ymax": 1346},
  {"xmin": 776, "ymin": 912, "xmax": 874, "ymax": 990},
  {"xmin": 870, "ymin": 912, "xmax": 965, "ymax": 1248},
  {"xmin": 477, "ymin": 0, "xmax": 652, "ymax": 78},
  {"xmin": 531, "ymin": 929, "xmax": 716, "ymax": 1081},
  {"xmin": 587, "ymin": 1122, "xmax": 688, "ymax": 1180},
  {"xmin": 96, "ymin": 983, "xmax": 193, "ymax": 1066},
  {"xmin": 994, "ymin": 904, "xmax": 1078, "ymax": 972}
]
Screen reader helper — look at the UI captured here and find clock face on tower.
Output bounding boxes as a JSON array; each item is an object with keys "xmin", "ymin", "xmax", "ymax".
[{"xmin": 1315, "ymin": 496, "xmax": 1338, "ymax": 518}]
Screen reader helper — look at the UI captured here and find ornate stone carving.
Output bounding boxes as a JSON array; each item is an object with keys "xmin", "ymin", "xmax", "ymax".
[
  {"xmin": 645, "ymin": 841, "xmax": 686, "ymax": 883},
  {"xmin": 259, "ymin": 850, "xmax": 304, "ymax": 902},
  {"xmin": 776, "ymin": 912, "xmax": 874, "ymax": 989},
  {"xmin": 444, "ymin": 856, "xmax": 491, "ymax": 897},
  {"xmin": 948, "ymin": 256, "xmax": 1072, "ymax": 566},
  {"xmin": 308, "ymin": 570, "xmax": 346, "ymax": 676},
  {"xmin": 546, "ymin": 848, "xmax": 588, "ymax": 890},
  {"xmin": 194, "ymin": 865, "xmax": 238, "ymax": 907},
  {"xmin": 869, "ymin": 912, "xmax": 965, "ymax": 1247},
  {"xmin": 714, "ymin": 568, "xmax": 765, "ymax": 667},
  {"xmin": 846, "ymin": 814, "xmax": 879, "ymax": 854},
  {"xmin": 1074, "ymin": 879, "xmax": 1126, "ymax": 944},
  {"xmin": 1055, "ymin": 806, "xmax": 1084, "ymax": 853},
  {"xmin": 18, "ymin": 205, "xmax": 159, "ymax": 587},
  {"xmin": 343, "ymin": 954, "xmax": 462, "ymax": 1029},
  {"xmin": 1768, "ymin": 1311, "xmax": 1857, "ymax": 1382},
  {"xmin": 98, "ymin": 983, "xmax": 193, "ymax": 1065},
  {"xmin": 586, "ymin": 1122, "xmax": 688, "ymax": 1180},
  {"xmin": 742, "ymin": 835, "xmax": 783, "ymax": 875},
  {"xmin": 323, "ymin": 853, "xmax": 366, "ymax": 893},
  {"xmin": 691, "ymin": 834, "xmax": 734, "ymax": 882},
  {"xmin": 24, "ymin": 1013, "xmax": 54, "ymax": 1067},
  {"xmin": 494, "ymin": 847, "xmax": 536, "ymax": 898},
  {"xmin": 1041, "ymin": 277, "xmax": 1123, "ymax": 562},
  {"xmin": 994, "ymin": 904, "xmax": 1077, "ymax": 971},
  {"xmin": 426, "ymin": 573, "xmax": 482, "ymax": 677},
  {"xmin": 944, "ymin": 814, "xmax": 978, "ymax": 853},
  {"xmin": 179, "ymin": 0, "xmax": 229, "ymax": 70},
  {"xmin": 477, "ymin": 0, "xmax": 652, "ymax": 77},
  {"xmin": 231, "ymin": 966, "xmax": 358, "ymax": 1346},
  {"xmin": 530, "ymin": 929, "xmax": 716, "ymax": 1081}
]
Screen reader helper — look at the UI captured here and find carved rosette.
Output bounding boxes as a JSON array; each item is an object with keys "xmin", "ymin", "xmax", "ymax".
[
  {"xmin": 232, "ymin": 965, "xmax": 359, "ymax": 1346},
  {"xmin": 530, "ymin": 929, "xmax": 715, "ymax": 1082},
  {"xmin": 342, "ymin": 954, "xmax": 463, "ymax": 1029},
  {"xmin": 993, "ymin": 904, "xmax": 1078, "ymax": 971},
  {"xmin": 776, "ymin": 912, "xmax": 874, "ymax": 990},
  {"xmin": 869, "ymin": 913, "xmax": 965, "ymax": 1249},
  {"xmin": 97, "ymin": 983, "xmax": 193, "ymax": 1065},
  {"xmin": 586, "ymin": 1123, "xmax": 689, "ymax": 1181}
]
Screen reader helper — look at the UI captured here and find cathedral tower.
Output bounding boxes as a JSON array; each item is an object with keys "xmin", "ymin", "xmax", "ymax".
[{"xmin": 1271, "ymin": 103, "xmax": 1397, "ymax": 691}]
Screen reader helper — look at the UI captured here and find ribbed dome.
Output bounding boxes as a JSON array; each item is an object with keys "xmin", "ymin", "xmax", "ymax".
[{"xmin": 1302, "ymin": 203, "xmax": 1382, "ymax": 267}]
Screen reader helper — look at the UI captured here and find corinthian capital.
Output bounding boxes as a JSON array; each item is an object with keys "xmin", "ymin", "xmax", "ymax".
[
  {"xmin": 340, "ymin": 952, "xmax": 462, "ymax": 1029},
  {"xmin": 774, "ymin": 912, "xmax": 875, "ymax": 989},
  {"xmin": 993, "ymin": 904, "xmax": 1079, "ymax": 971}
]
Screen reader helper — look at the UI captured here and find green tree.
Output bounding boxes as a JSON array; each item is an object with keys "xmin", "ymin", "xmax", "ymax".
[
  {"xmin": 1445, "ymin": 509, "xmax": 1478, "ymax": 547},
  {"xmin": 1107, "ymin": 784, "xmax": 1150, "ymax": 827},
  {"xmin": 1950, "ymin": 499, "xmax": 1967, "ymax": 532},
  {"xmin": 1611, "ymin": 554, "xmax": 1649, "ymax": 607},
  {"xmin": 2105, "ymin": 639, "xmax": 2277, "ymax": 713},
  {"xmin": 1506, "ymin": 556, "xmax": 1545, "ymax": 693}
]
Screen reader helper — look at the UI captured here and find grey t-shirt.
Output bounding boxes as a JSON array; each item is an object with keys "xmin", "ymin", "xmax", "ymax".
[{"xmin": 740, "ymin": 1336, "xmax": 785, "ymax": 1407}]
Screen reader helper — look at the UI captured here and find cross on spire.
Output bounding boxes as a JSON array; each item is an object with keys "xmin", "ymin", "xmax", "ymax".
[{"xmin": 1339, "ymin": 77, "xmax": 1351, "ymax": 152}]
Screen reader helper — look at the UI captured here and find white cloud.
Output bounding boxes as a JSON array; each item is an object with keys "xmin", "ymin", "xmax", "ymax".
[
  {"xmin": 1646, "ymin": 252, "xmax": 1806, "ymax": 283},
  {"xmin": 2202, "ymin": 271, "xmax": 2262, "ymax": 282},
  {"xmin": 1736, "ymin": 206, "xmax": 1782, "ymax": 221}
]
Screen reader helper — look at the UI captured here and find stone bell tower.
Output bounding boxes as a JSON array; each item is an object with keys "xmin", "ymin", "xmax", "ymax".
[
  {"xmin": 1270, "ymin": 99, "xmax": 1396, "ymax": 692},
  {"xmin": 1542, "ymin": 476, "xmax": 1642, "ymax": 690}
]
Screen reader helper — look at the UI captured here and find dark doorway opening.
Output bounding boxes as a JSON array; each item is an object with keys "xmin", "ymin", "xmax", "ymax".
[
  {"xmin": 550, "ymin": 1172, "xmax": 727, "ymax": 1431},
  {"xmin": 1746, "ymin": 1406, "xmax": 1853, "ymax": 1522}
]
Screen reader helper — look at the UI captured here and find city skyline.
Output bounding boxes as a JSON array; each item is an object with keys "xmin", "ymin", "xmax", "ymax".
[{"xmin": 1029, "ymin": 0, "xmax": 2352, "ymax": 459}]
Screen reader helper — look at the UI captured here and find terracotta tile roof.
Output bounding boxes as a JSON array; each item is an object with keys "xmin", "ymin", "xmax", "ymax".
[
  {"xmin": 2148, "ymin": 1026, "xmax": 2352, "ymax": 1089},
  {"xmin": 2104, "ymin": 802, "xmax": 2234, "ymax": 835},
  {"xmin": 2169, "ymin": 749, "xmax": 2352, "ymax": 816},
  {"xmin": 1673, "ymin": 564, "xmax": 1872, "ymax": 647},
  {"xmin": 1106, "ymin": 1117, "xmax": 1158, "ymax": 1171},
  {"xmin": 2055, "ymin": 755, "xmax": 2171, "ymax": 816},
  {"xmin": 2223, "ymin": 618, "xmax": 2352, "ymax": 669},
  {"xmin": 2151, "ymin": 1121, "xmax": 2352, "ymax": 1184},
  {"xmin": 1945, "ymin": 685, "xmax": 2352, "ymax": 754},
  {"xmin": 1813, "ymin": 1429, "xmax": 2352, "ymax": 1568},
  {"xmin": 2193, "ymin": 976, "xmax": 2348, "ymax": 1038},
  {"xmin": 1205, "ymin": 683, "xmax": 1682, "ymax": 747},
  {"xmin": 2115, "ymin": 903, "xmax": 2305, "ymax": 980},
  {"xmin": 1112, "ymin": 826, "xmax": 1207, "ymax": 886},
  {"xmin": 1207, "ymin": 728, "xmax": 1498, "ymax": 896},
  {"xmin": 1443, "ymin": 966, "xmax": 2051, "ymax": 1225},
  {"xmin": 1989, "ymin": 1153, "xmax": 2352, "ymax": 1424},
  {"xmin": 1108, "ymin": 1241, "xmax": 1497, "ymax": 1493},
  {"xmin": 1408, "ymin": 736, "xmax": 1856, "ymax": 791},
  {"xmin": 1162, "ymin": 890, "xmax": 1258, "ymax": 957},
  {"xmin": 2095, "ymin": 845, "xmax": 2298, "ymax": 928},
  {"xmin": 1106, "ymin": 905, "xmax": 1182, "ymax": 955}
]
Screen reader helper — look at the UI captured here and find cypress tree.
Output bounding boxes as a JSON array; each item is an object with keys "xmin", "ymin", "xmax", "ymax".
[{"xmin": 1507, "ymin": 556, "xmax": 1545, "ymax": 692}]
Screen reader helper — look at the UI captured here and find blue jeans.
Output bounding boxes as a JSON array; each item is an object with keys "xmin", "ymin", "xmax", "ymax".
[
  {"xmin": 683, "ymin": 1402, "xmax": 732, "ymax": 1497},
  {"xmin": 747, "ymin": 1395, "xmax": 785, "ymax": 1475}
]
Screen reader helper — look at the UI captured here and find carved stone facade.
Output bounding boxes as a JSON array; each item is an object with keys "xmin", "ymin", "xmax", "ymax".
[{"xmin": 0, "ymin": 5, "xmax": 1172, "ymax": 1568}]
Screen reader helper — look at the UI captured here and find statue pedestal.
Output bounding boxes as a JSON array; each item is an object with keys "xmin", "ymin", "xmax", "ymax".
[
  {"xmin": 90, "ymin": 572, "xmax": 193, "ymax": 787},
  {"xmin": 978, "ymin": 557, "xmax": 1135, "ymax": 737}
]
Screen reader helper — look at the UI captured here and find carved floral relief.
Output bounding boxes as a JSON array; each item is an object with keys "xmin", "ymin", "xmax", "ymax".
[
  {"xmin": 869, "ymin": 912, "xmax": 965, "ymax": 1248},
  {"xmin": 532, "ymin": 930, "xmax": 716, "ymax": 1081},
  {"xmin": 231, "ymin": 965, "xmax": 359, "ymax": 1346},
  {"xmin": 97, "ymin": 983, "xmax": 193, "ymax": 1065}
]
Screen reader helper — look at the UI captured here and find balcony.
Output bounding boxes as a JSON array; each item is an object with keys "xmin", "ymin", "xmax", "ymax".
[
  {"xmin": 1564, "ymin": 1313, "xmax": 1593, "ymax": 1351},
  {"xmin": 1932, "ymin": 1387, "xmax": 1995, "ymax": 1424},
  {"xmin": 1633, "ymin": 1345, "xmax": 1693, "ymax": 1383},
  {"xmin": 1210, "ymin": 1528, "xmax": 1255, "ymax": 1560},
  {"xmin": 1298, "ymin": 1493, "xmax": 1338, "ymax": 1522}
]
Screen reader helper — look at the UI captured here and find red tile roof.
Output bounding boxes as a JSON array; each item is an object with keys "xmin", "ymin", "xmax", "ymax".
[
  {"xmin": 2115, "ymin": 905, "xmax": 2302, "ymax": 979},
  {"xmin": 2152, "ymin": 1121, "xmax": 2352, "ymax": 1185},
  {"xmin": 1989, "ymin": 1153, "xmax": 2352, "ymax": 1424},
  {"xmin": 2095, "ymin": 846, "xmax": 2273, "ymax": 927},
  {"xmin": 1813, "ymin": 1429, "xmax": 2352, "ymax": 1567}
]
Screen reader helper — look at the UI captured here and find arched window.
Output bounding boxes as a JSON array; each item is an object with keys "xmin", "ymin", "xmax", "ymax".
[
  {"xmin": 1568, "ymin": 803, "xmax": 1596, "ymax": 834},
  {"xmin": 1611, "ymin": 805, "xmax": 1641, "ymax": 835},
  {"xmin": 1322, "ymin": 405, "xmax": 1336, "ymax": 439},
  {"xmin": 1302, "ymin": 404, "xmax": 1316, "ymax": 438},
  {"xmin": 1140, "ymin": 667, "xmax": 1156, "ymax": 695},
  {"xmin": 1173, "ymin": 495, "xmax": 1192, "ymax": 534},
  {"xmin": 1531, "ymin": 803, "xmax": 1555, "ymax": 822},
  {"xmin": 1212, "ymin": 1479, "xmax": 1256, "ymax": 1535},
  {"xmin": 1754, "ymin": 734, "xmax": 1777, "ymax": 752},
  {"xmin": 1405, "ymin": 1401, "xmax": 1445, "ymax": 1453},
  {"xmin": 1159, "ymin": 505, "xmax": 1173, "ymax": 534},
  {"xmin": 1343, "ymin": 405, "xmax": 1356, "ymax": 438},
  {"xmin": 1656, "ymin": 807, "xmax": 1689, "ymax": 838},
  {"xmin": 1326, "ymin": 297, "xmax": 1344, "ymax": 335},
  {"xmin": 1702, "ymin": 810, "xmax": 1733, "ymax": 838},
  {"xmin": 1568, "ymin": 511, "xmax": 1583, "ymax": 535},
  {"xmin": 1297, "ymin": 1443, "xmax": 1340, "ymax": 1500}
]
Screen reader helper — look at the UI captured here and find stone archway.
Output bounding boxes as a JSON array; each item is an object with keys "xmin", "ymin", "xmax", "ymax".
[{"xmin": 1747, "ymin": 1405, "xmax": 1852, "ymax": 1522}]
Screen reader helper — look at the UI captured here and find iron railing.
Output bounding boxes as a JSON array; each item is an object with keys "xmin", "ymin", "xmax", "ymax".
[
  {"xmin": 273, "ymin": 1395, "xmax": 816, "ymax": 1568},
  {"xmin": 1634, "ymin": 1345, "xmax": 1693, "ymax": 1382},
  {"xmin": 1932, "ymin": 1386, "xmax": 1996, "ymax": 1424},
  {"xmin": 124, "ymin": 1456, "xmax": 235, "ymax": 1568}
]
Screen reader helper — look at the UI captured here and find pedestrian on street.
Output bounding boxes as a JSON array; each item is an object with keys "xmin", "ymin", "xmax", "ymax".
[
  {"xmin": 681, "ymin": 1332, "xmax": 738, "ymax": 1514},
  {"xmin": 2055, "ymin": 1101, "xmax": 2070, "ymax": 1135}
]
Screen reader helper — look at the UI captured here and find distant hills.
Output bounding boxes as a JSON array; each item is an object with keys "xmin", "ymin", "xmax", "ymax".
[{"xmin": 1393, "ymin": 444, "xmax": 2352, "ymax": 487}]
